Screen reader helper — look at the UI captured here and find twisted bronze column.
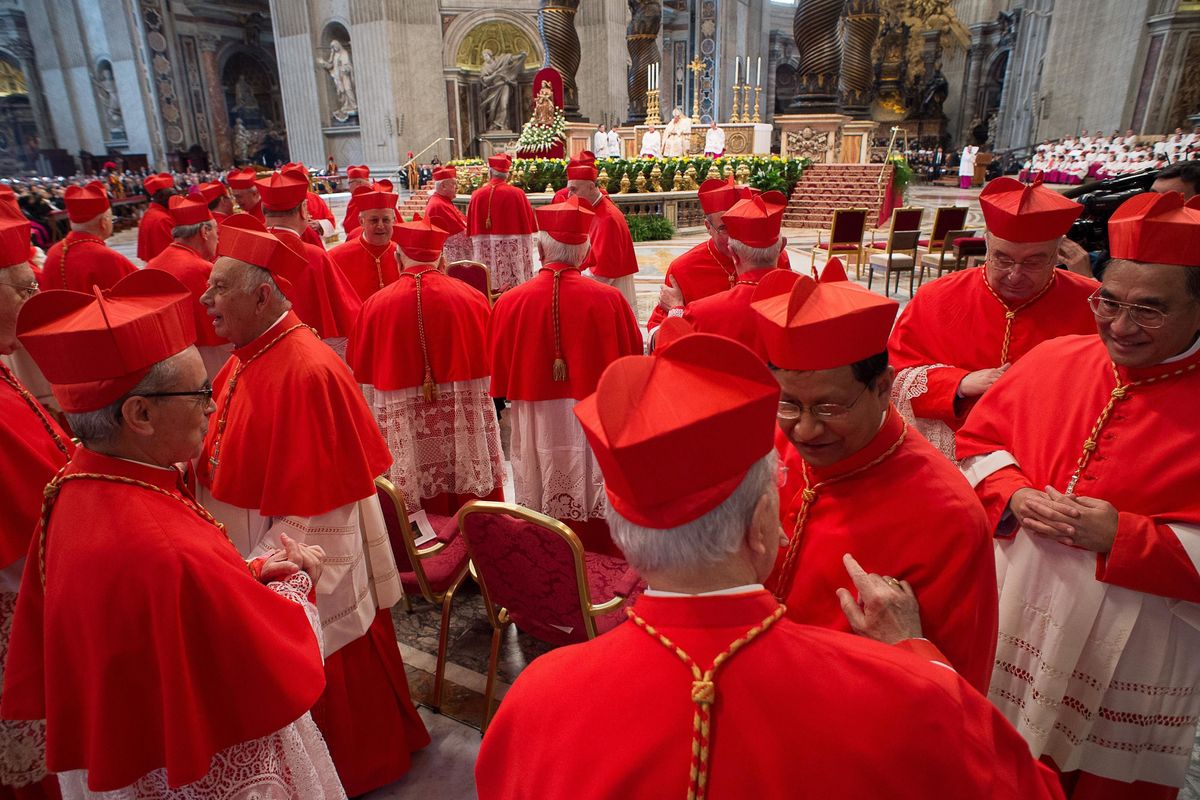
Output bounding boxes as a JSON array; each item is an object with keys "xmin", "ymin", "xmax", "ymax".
[
  {"xmin": 538, "ymin": 0, "xmax": 583, "ymax": 120},
  {"xmin": 839, "ymin": 0, "xmax": 881, "ymax": 117},
  {"xmin": 790, "ymin": 0, "xmax": 844, "ymax": 112},
  {"xmin": 626, "ymin": 0, "xmax": 661, "ymax": 124}
]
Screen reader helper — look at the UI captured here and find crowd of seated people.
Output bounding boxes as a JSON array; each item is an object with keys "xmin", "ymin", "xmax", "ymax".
[{"xmin": 1020, "ymin": 126, "xmax": 1199, "ymax": 184}]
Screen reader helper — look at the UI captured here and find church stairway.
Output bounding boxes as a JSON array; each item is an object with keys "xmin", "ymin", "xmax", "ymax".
[{"xmin": 783, "ymin": 163, "xmax": 893, "ymax": 230}]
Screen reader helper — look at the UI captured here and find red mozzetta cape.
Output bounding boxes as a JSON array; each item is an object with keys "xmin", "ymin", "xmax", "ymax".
[
  {"xmin": 957, "ymin": 335, "xmax": 1200, "ymax": 602},
  {"xmin": 306, "ymin": 191, "xmax": 334, "ymax": 225},
  {"xmin": 1, "ymin": 448, "xmax": 326, "ymax": 791},
  {"xmin": 647, "ymin": 241, "xmax": 791, "ymax": 330},
  {"xmin": 299, "ymin": 224, "xmax": 327, "ymax": 251},
  {"xmin": 41, "ymin": 233, "xmax": 137, "ymax": 292},
  {"xmin": 136, "ymin": 202, "xmax": 175, "ymax": 262},
  {"xmin": 267, "ymin": 227, "xmax": 361, "ymax": 339},
  {"xmin": 328, "ymin": 236, "xmax": 400, "ymax": 301},
  {"xmin": 424, "ymin": 192, "xmax": 467, "ymax": 237},
  {"xmin": 466, "ymin": 179, "xmax": 537, "ymax": 236},
  {"xmin": 0, "ymin": 364, "xmax": 72, "ymax": 569},
  {"xmin": 767, "ymin": 408, "xmax": 998, "ymax": 691},
  {"xmin": 489, "ymin": 264, "xmax": 642, "ymax": 401},
  {"xmin": 144, "ymin": 242, "xmax": 224, "ymax": 346},
  {"xmin": 476, "ymin": 591, "xmax": 1062, "ymax": 799},
  {"xmin": 347, "ymin": 266, "xmax": 492, "ymax": 390},
  {"xmin": 341, "ymin": 193, "xmax": 363, "ymax": 236},
  {"xmin": 580, "ymin": 196, "xmax": 638, "ymax": 279},
  {"xmin": 682, "ymin": 266, "xmax": 779, "ymax": 361},
  {"xmin": 197, "ymin": 312, "xmax": 392, "ymax": 516},
  {"xmin": 889, "ymin": 267, "xmax": 1098, "ymax": 426}
]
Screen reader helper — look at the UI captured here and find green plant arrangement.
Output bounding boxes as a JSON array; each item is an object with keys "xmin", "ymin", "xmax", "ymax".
[
  {"xmin": 625, "ymin": 214, "xmax": 676, "ymax": 242},
  {"xmin": 887, "ymin": 153, "xmax": 913, "ymax": 194},
  {"xmin": 514, "ymin": 109, "xmax": 567, "ymax": 154}
]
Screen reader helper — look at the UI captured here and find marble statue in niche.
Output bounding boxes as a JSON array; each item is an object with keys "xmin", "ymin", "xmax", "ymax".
[{"xmin": 317, "ymin": 39, "xmax": 358, "ymax": 123}]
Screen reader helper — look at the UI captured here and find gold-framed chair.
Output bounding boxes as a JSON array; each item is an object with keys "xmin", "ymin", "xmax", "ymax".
[
  {"xmin": 918, "ymin": 228, "xmax": 975, "ymax": 284},
  {"xmin": 447, "ymin": 259, "xmax": 496, "ymax": 305},
  {"xmin": 456, "ymin": 500, "xmax": 643, "ymax": 732},
  {"xmin": 374, "ymin": 477, "xmax": 471, "ymax": 710},
  {"xmin": 867, "ymin": 229, "xmax": 921, "ymax": 297},
  {"xmin": 868, "ymin": 206, "xmax": 924, "ymax": 250},
  {"xmin": 810, "ymin": 208, "xmax": 869, "ymax": 278},
  {"xmin": 919, "ymin": 206, "xmax": 969, "ymax": 252}
]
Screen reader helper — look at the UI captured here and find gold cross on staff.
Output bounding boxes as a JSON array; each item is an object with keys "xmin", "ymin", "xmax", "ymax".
[{"xmin": 688, "ymin": 57, "xmax": 705, "ymax": 123}]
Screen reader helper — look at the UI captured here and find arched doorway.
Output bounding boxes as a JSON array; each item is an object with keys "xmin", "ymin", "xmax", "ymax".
[{"xmin": 221, "ymin": 48, "xmax": 287, "ymax": 165}]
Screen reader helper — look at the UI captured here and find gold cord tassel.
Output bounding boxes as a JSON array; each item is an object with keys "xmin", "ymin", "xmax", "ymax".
[
  {"xmin": 551, "ymin": 269, "xmax": 568, "ymax": 382},
  {"xmin": 422, "ymin": 370, "xmax": 437, "ymax": 402},
  {"xmin": 552, "ymin": 358, "xmax": 567, "ymax": 382},
  {"xmin": 414, "ymin": 271, "xmax": 438, "ymax": 401}
]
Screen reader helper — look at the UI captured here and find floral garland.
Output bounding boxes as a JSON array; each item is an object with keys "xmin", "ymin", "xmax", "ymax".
[{"xmin": 515, "ymin": 108, "xmax": 567, "ymax": 153}]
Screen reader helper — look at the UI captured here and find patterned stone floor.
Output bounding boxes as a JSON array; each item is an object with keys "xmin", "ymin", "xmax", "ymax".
[{"xmin": 104, "ymin": 184, "xmax": 1200, "ymax": 799}]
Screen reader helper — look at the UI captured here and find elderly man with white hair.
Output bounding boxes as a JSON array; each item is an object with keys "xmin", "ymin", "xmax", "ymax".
[
  {"xmin": 424, "ymin": 165, "xmax": 471, "ymax": 263},
  {"xmin": 565, "ymin": 155, "xmax": 639, "ymax": 310},
  {"xmin": 488, "ymin": 197, "xmax": 641, "ymax": 554},
  {"xmin": 195, "ymin": 214, "xmax": 429, "ymax": 795},
  {"xmin": 466, "ymin": 153, "xmax": 538, "ymax": 292},
  {"xmin": 663, "ymin": 107, "xmax": 692, "ymax": 157},
  {"xmin": 476, "ymin": 330, "xmax": 1064, "ymax": 800},
  {"xmin": 40, "ymin": 181, "xmax": 136, "ymax": 292},
  {"xmin": 4, "ymin": 268, "xmax": 343, "ymax": 799}
]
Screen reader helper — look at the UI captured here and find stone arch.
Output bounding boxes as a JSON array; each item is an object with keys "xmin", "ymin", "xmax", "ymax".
[
  {"xmin": 219, "ymin": 44, "xmax": 286, "ymax": 164},
  {"xmin": 442, "ymin": 9, "xmax": 543, "ymax": 73},
  {"xmin": 316, "ymin": 19, "xmax": 357, "ymax": 126},
  {"xmin": 978, "ymin": 47, "xmax": 1011, "ymax": 136}
]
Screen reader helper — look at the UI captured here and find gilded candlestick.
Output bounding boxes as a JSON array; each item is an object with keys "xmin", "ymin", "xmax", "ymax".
[{"xmin": 752, "ymin": 86, "xmax": 762, "ymax": 123}]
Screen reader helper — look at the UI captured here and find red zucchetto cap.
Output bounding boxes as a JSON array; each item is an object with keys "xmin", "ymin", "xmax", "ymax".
[
  {"xmin": 488, "ymin": 154, "xmax": 512, "ymax": 172},
  {"xmin": 216, "ymin": 213, "xmax": 306, "ymax": 292},
  {"xmin": 347, "ymin": 164, "xmax": 370, "ymax": 180},
  {"xmin": 432, "ymin": 166, "xmax": 456, "ymax": 181},
  {"xmin": 16, "ymin": 270, "xmax": 196, "ymax": 413},
  {"xmin": 0, "ymin": 203, "xmax": 30, "ymax": 267},
  {"xmin": 566, "ymin": 154, "xmax": 598, "ymax": 182},
  {"xmin": 254, "ymin": 172, "xmax": 308, "ymax": 212},
  {"xmin": 393, "ymin": 215, "xmax": 449, "ymax": 262},
  {"xmin": 1108, "ymin": 192, "xmax": 1200, "ymax": 267},
  {"xmin": 535, "ymin": 197, "xmax": 595, "ymax": 245},
  {"xmin": 143, "ymin": 173, "xmax": 174, "ymax": 195},
  {"xmin": 197, "ymin": 181, "xmax": 227, "ymax": 205},
  {"xmin": 63, "ymin": 181, "xmax": 110, "ymax": 223},
  {"xmin": 355, "ymin": 188, "xmax": 398, "ymax": 211},
  {"xmin": 723, "ymin": 191, "xmax": 787, "ymax": 248},
  {"xmin": 979, "ymin": 176, "xmax": 1082, "ymax": 242},
  {"xmin": 225, "ymin": 168, "xmax": 257, "ymax": 190},
  {"xmin": 574, "ymin": 332, "xmax": 779, "ymax": 529},
  {"xmin": 167, "ymin": 195, "xmax": 213, "ymax": 226},
  {"xmin": 697, "ymin": 177, "xmax": 757, "ymax": 215},
  {"xmin": 752, "ymin": 259, "xmax": 899, "ymax": 371}
]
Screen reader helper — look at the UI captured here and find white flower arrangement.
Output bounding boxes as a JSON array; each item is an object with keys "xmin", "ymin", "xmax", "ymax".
[{"xmin": 515, "ymin": 108, "xmax": 567, "ymax": 153}]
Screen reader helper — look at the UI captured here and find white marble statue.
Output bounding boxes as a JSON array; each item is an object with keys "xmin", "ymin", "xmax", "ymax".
[
  {"xmin": 92, "ymin": 65, "xmax": 125, "ymax": 139},
  {"xmin": 480, "ymin": 49, "xmax": 527, "ymax": 133},
  {"xmin": 317, "ymin": 40, "xmax": 357, "ymax": 122}
]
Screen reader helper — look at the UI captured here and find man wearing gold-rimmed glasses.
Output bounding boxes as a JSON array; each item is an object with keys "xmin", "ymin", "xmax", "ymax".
[{"xmin": 958, "ymin": 191, "xmax": 1200, "ymax": 800}]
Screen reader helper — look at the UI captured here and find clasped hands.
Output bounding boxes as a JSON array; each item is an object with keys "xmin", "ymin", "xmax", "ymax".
[
  {"xmin": 1010, "ymin": 486, "xmax": 1118, "ymax": 553},
  {"xmin": 257, "ymin": 533, "xmax": 326, "ymax": 585}
]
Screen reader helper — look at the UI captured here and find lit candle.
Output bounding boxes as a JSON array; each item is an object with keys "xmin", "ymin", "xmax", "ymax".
[
  {"xmin": 757, "ymin": 56, "xmax": 762, "ymax": 86},
  {"xmin": 734, "ymin": 56, "xmax": 739, "ymax": 85}
]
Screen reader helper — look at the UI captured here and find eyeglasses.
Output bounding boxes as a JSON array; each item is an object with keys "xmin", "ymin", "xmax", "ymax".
[
  {"xmin": 0, "ymin": 278, "xmax": 38, "ymax": 299},
  {"xmin": 1087, "ymin": 289, "xmax": 1167, "ymax": 329},
  {"xmin": 777, "ymin": 384, "xmax": 870, "ymax": 421},
  {"xmin": 132, "ymin": 385, "xmax": 214, "ymax": 405},
  {"xmin": 987, "ymin": 254, "xmax": 1054, "ymax": 274}
]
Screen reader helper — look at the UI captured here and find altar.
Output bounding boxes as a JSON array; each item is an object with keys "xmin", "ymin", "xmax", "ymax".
[{"xmin": 632, "ymin": 122, "xmax": 773, "ymax": 157}]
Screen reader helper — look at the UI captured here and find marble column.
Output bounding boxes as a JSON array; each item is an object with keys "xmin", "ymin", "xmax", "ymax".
[
  {"xmin": 539, "ymin": 0, "xmax": 584, "ymax": 120},
  {"xmin": 268, "ymin": 0, "xmax": 324, "ymax": 166},
  {"xmin": 197, "ymin": 35, "xmax": 233, "ymax": 167},
  {"xmin": 790, "ymin": 0, "xmax": 844, "ymax": 112},
  {"xmin": 626, "ymin": 0, "xmax": 661, "ymax": 124}
]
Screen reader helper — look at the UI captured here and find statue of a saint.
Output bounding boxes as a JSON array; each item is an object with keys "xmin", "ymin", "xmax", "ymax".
[
  {"xmin": 532, "ymin": 80, "xmax": 556, "ymax": 126},
  {"xmin": 480, "ymin": 49, "xmax": 527, "ymax": 132},
  {"xmin": 317, "ymin": 39, "xmax": 358, "ymax": 123},
  {"xmin": 232, "ymin": 75, "xmax": 260, "ymax": 114},
  {"xmin": 92, "ymin": 65, "xmax": 125, "ymax": 140},
  {"xmin": 234, "ymin": 118, "xmax": 255, "ymax": 161}
]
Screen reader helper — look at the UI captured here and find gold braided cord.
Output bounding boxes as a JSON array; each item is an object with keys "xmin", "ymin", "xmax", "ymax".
[
  {"xmin": 401, "ymin": 268, "xmax": 439, "ymax": 401},
  {"xmin": 626, "ymin": 604, "xmax": 785, "ymax": 800},
  {"xmin": 58, "ymin": 234, "xmax": 105, "ymax": 290},
  {"xmin": 0, "ymin": 362, "xmax": 69, "ymax": 457},
  {"xmin": 206, "ymin": 323, "xmax": 310, "ymax": 476},
  {"xmin": 485, "ymin": 183, "xmax": 498, "ymax": 231},
  {"xmin": 38, "ymin": 469, "xmax": 239, "ymax": 588},
  {"xmin": 551, "ymin": 268, "xmax": 575, "ymax": 382},
  {"xmin": 773, "ymin": 425, "xmax": 908, "ymax": 603},
  {"xmin": 706, "ymin": 240, "xmax": 737, "ymax": 289},
  {"xmin": 979, "ymin": 266, "xmax": 1057, "ymax": 365},
  {"xmin": 1065, "ymin": 360, "xmax": 1200, "ymax": 494}
]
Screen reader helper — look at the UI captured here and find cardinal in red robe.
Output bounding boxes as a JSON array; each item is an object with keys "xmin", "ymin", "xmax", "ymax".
[
  {"xmin": 136, "ymin": 172, "xmax": 176, "ymax": 262},
  {"xmin": 339, "ymin": 165, "xmax": 372, "ymax": 235},
  {"xmin": 478, "ymin": 330, "xmax": 1062, "ymax": 800},
  {"xmin": 647, "ymin": 178, "xmax": 791, "ymax": 331},
  {"xmin": 328, "ymin": 187, "xmax": 401, "ymax": 301},
  {"xmin": 956, "ymin": 192, "xmax": 1200, "ymax": 800},
  {"xmin": 564, "ymin": 156, "xmax": 639, "ymax": 310},
  {"xmin": 889, "ymin": 176, "xmax": 1098, "ymax": 459},
  {"xmin": 425, "ymin": 166, "xmax": 472, "ymax": 263},
  {"xmin": 348, "ymin": 214, "xmax": 504, "ymax": 517},
  {"xmin": 467, "ymin": 154, "xmax": 538, "ymax": 292},
  {"xmin": 226, "ymin": 167, "xmax": 264, "ymax": 222},
  {"xmin": 679, "ymin": 191, "xmax": 789, "ymax": 360},
  {"xmin": 41, "ymin": 182, "xmax": 136, "ymax": 292},
  {"xmin": 281, "ymin": 163, "xmax": 335, "ymax": 250},
  {"xmin": 144, "ymin": 195, "xmax": 229, "ymax": 379},
  {"xmin": 489, "ymin": 198, "xmax": 641, "ymax": 552},
  {"xmin": 256, "ymin": 172, "xmax": 361, "ymax": 355},
  {"xmin": 750, "ymin": 264, "xmax": 998, "ymax": 691},
  {"xmin": 0, "ymin": 206, "xmax": 70, "ymax": 800},
  {"xmin": 6, "ymin": 269, "xmax": 343, "ymax": 797}
]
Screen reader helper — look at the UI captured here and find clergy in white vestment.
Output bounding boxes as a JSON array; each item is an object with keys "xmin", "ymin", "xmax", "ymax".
[
  {"xmin": 640, "ymin": 125, "xmax": 662, "ymax": 159},
  {"xmin": 593, "ymin": 125, "xmax": 610, "ymax": 158},
  {"xmin": 663, "ymin": 108, "xmax": 692, "ymax": 157},
  {"xmin": 704, "ymin": 121, "xmax": 726, "ymax": 157}
]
